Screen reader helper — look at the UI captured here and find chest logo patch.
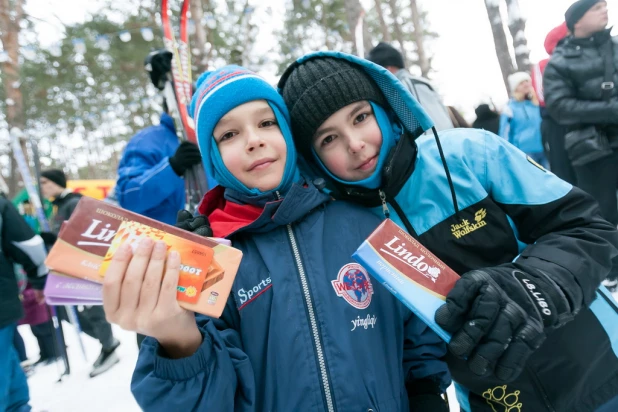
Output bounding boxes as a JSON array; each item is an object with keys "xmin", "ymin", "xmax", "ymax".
[
  {"xmin": 451, "ymin": 208, "xmax": 488, "ymax": 239},
  {"xmin": 332, "ymin": 263, "xmax": 374, "ymax": 310}
]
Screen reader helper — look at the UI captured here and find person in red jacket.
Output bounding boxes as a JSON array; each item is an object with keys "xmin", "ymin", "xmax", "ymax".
[{"xmin": 531, "ymin": 22, "xmax": 576, "ymax": 185}]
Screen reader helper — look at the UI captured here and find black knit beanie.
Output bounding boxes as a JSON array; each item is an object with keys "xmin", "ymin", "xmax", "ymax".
[
  {"xmin": 367, "ymin": 42, "xmax": 405, "ymax": 69},
  {"xmin": 41, "ymin": 169, "xmax": 67, "ymax": 188},
  {"xmin": 565, "ymin": 0, "xmax": 600, "ymax": 32},
  {"xmin": 280, "ymin": 57, "xmax": 388, "ymax": 159}
]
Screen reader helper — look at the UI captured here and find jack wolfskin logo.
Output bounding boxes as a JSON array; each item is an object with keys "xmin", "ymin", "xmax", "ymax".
[
  {"xmin": 451, "ymin": 208, "xmax": 488, "ymax": 239},
  {"xmin": 482, "ymin": 385, "xmax": 522, "ymax": 412}
]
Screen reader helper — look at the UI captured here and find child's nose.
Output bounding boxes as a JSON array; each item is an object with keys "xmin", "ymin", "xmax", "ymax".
[
  {"xmin": 246, "ymin": 131, "xmax": 265, "ymax": 152},
  {"xmin": 348, "ymin": 137, "xmax": 365, "ymax": 154}
]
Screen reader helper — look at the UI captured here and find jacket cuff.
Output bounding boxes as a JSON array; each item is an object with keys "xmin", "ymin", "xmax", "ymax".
[{"xmin": 153, "ymin": 328, "xmax": 213, "ymax": 381}]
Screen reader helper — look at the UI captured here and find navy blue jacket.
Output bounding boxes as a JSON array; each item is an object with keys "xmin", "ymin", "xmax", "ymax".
[
  {"xmin": 116, "ymin": 113, "xmax": 185, "ymax": 225},
  {"xmin": 130, "ymin": 180, "xmax": 450, "ymax": 411}
]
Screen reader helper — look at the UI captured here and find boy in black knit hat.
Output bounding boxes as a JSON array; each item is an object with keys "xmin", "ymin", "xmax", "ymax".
[{"xmin": 279, "ymin": 52, "xmax": 618, "ymax": 411}]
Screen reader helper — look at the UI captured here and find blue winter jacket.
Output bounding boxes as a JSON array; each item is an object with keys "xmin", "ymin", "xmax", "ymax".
[
  {"xmin": 116, "ymin": 113, "xmax": 185, "ymax": 225},
  {"xmin": 130, "ymin": 179, "xmax": 450, "ymax": 411},
  {"xmin": 281, "ymin": 51, "xmax": 618, "ymax": 412},
  {"xmin": 498, "ymin": 99, "xmax": 543, "ymax": 154}
]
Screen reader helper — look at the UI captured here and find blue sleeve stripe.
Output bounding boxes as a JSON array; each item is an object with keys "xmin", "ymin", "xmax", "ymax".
[{"xmin": 454, "ymin": 382, "xmax": 472, "ymax": 412}]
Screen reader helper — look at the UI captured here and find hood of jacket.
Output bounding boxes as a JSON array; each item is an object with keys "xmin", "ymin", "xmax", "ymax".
[{"xmin": 544, "ymin": 22, "xmax": 569, "ymax": 55}]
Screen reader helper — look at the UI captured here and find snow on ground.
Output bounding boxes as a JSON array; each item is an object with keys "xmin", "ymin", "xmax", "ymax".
[
  {"xmin": 19, "ymin": 323, "xmax": 140, "ymax": 412},
  {"xmin": 20, "ymin": 320, "xmax": 462, "ymax": 411}
]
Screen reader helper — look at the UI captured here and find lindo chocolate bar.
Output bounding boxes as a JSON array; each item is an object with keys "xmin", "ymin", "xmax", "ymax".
[
  {"xmin": 45, "ymin": 197, "xmax": 243, "ymax": 317},
  {"xmin": 353, "ymin": 219, "xmax": 459, "ymax": 342}
]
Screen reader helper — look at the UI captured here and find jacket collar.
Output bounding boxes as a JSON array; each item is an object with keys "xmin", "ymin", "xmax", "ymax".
[
  {"xmin": 199, "ymin": 178, "xmax": 331, "ymax": 238},
  {"xmin": 568, "ymin": 28, "xmax": 613, "ymax": 47}
]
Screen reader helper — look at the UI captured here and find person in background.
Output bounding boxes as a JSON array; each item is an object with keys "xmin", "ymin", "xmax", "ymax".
[
  {"xmin": 499, "ymin": 72, "xmax": 548, "ymax": 167},
  {"xmin": 531, "ymin": 22, "xmax": 576, "ymax": 185},
  {"xmin": 367, "ymin": 42, "xmax": 454, "ymax": 131},
  {"xmin": 472, "ymin": 104, "xmax": 500, "ymax": 135},
  {"xmin": 115, "ymin": 50, "xmax": 203, "ymax": 348},
  {"xmin": 40, "ymin": 169, "xmax": 121, "ymax": 378},
  {"xmin": 0, "ymin": 194, "xmax": 48, "ymax": 412},
  {"xmin": 543, "ymin": 0, "xmax": 618, "ymax": 292}
]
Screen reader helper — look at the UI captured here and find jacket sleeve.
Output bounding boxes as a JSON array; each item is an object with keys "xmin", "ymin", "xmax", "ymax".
[
  {"xmin": 402, "ymin": 312, "xmax": 451, "ymax": 393},
  {"xmin": 115, "ymin": 140, "xmax": 184, "ymax": 214},
  {"xmin": 478, "ymin": 131, "xmax": 618, "ymax": 312},
  {"xmin": 131, "ymin": 296, "xmax": 255, "ymax": 412},
  {"xmin": 1, "ymin": 199, "xmax": 48, "ymax": 289},
  {"xmin": 543, "ymin": 59, "xmax": 618, "ymax": 126}
]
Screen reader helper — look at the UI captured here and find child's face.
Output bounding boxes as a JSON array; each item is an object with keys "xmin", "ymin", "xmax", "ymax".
[
  {"xmin": 213, "ymin": 100, "xmax": 287, "ymax": 192},
  {"xmin": 312, "ymin": 101, "xmax": 383, "ymax": 182}
]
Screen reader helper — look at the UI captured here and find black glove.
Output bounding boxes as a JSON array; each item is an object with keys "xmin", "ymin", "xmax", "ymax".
[
  {"xmin": 406, "ymin": 378, "xmax": 448, "ymax": 412},
  {"xmin": 169, "ymin": 141, "xmax": 202, "ymax": 177},
  {"xmin": 144, "ymin": 49, "xmax": 173, "ymax": 90},
  {"xmin": 176, "ymin": 210, "xmax": 213, "ymax": 237},
  {"xmin": 435, "ymin": 266, "xmax": 572, "ymax": 382}
]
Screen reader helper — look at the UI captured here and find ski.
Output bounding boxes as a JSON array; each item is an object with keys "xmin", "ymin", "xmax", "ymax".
[
  {"xmin": 178, "ymin": 0, "xmax": 210, "ymax": 197},
  {"xmin": 161, "ymin": 0, "xmax": 208, "ymax": 211}
]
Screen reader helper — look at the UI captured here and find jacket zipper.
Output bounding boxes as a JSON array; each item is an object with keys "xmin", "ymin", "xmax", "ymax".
[
  {"xmin": 526, "ymin": 365, "xmax": 556, "ymax": 412},
  {"xmin": 380, "ymin": 190, "xmax": 418, "ymax": 237},
  {"xmin": 276, "ymin": 192, "xmax": 335, "ymax": 412}
]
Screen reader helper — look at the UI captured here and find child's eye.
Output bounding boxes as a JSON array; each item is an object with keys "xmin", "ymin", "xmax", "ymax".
[
  {"xmin": 354, "ymin": 112, "xmax": 370, "ymax": 124},
  {"xmin": 260, "ymin": 119, "xmax": 278, "ymax": 128},
  {"xmin": 218, "ymin": 131, "xmax": 236, "ymax": 142},
  {"xmin": 321, "ymin": 135, "xmax": 336, "ymax": 146}
]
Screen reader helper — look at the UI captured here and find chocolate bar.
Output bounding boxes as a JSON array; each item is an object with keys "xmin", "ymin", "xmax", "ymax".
[{"xmin": 353, "ymin": 219, "xmax": 460, "ymax": 342}]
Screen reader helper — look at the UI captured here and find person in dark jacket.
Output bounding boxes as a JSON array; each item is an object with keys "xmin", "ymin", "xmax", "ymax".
[
  {"xmin": 278, "ymin": 51, "xmax": 618, "ymax": 412},
  {"xmin": 103, "ymin": 65, "xmax": 451, "ymax": 412},
  {"xmin": 0, "ymin": 195, "xmax": 48, "ymax": 412},
  {"xmin": 531, "ymin": 22, "xmax": 577, "ymax": 185},
  {"xmin": 544, "ymin": 0, "xmax": 618, "ymax": 225},
  {"xmin": 472, "ymin": 104, "xmax": 500, "ymax": 134},
  {"xmin": 40, "ymin": 169, "xmax": 120, "ymax": 378}
]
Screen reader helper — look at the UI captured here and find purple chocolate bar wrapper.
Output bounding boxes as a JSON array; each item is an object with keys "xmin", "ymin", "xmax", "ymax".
[
  {"xmin": 44, "ymin": 272, "xmax": 103, "ymax": 301},
  {"xmin": 46, "ymin": 296, "xmax": 102, "ymax": 306}
]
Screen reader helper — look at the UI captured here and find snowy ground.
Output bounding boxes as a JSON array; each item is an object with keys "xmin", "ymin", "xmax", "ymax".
[
  {"xmin": 19, "ymin": 323, "xmax": 140, "ymax": 412},
  {"xmin": 20, "ymin": 321, "xmax": 461, "ymax": 411}
]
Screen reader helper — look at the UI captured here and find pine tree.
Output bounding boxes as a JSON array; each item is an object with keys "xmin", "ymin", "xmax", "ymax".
[{"xmin": 483, "ymin": 0, "xmax": 515, "ymax": 93}]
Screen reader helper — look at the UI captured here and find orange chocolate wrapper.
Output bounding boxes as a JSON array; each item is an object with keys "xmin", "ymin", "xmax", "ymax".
[{"xmin": 99, "ymin": 221, "xmax": 214, "ymax": 304}]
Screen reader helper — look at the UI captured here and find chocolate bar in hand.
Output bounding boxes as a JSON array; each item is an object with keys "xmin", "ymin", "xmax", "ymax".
[
  {"xmin": 45, "ymin": 197, "xmax": 242, "ymax": 318},
  {"xmin": 353, "ymin": 219, "xmax": 459, "ymax": 342}
]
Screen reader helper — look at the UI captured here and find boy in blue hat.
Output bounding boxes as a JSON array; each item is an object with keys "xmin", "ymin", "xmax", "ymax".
[
  {"xmin": 102, "ymin": 65, "xmax": 451, "ymax": 411},
  {"xmin": 278, "ymin": 52, "xmax": 618, "ymax": 412}
]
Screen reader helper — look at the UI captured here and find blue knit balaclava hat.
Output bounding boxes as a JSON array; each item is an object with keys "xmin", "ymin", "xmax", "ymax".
[{"xmin": 190, "ymin": 65, "xmax": 299, "ymax": 197}]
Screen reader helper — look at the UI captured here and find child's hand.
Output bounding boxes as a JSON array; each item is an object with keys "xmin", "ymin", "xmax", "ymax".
[{"xmin": 102, "ymin": 238, "xmax": 202, "ymax": 358}]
